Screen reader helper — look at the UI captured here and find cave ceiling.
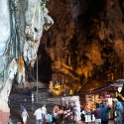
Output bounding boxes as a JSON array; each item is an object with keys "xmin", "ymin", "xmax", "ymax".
[{"xmin": 30, "ymin": 0, "xmax": 124, "ymax": 94}]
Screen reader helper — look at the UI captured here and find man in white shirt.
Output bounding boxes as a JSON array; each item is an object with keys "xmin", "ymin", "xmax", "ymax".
[{"xmin": 34, "ymin": 108, "xmax": 42, "ymax": 124}]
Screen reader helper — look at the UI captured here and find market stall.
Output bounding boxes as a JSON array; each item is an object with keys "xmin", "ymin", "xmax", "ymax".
[{"xmin": 85, "ymin": 80, "xmax": 124, "ymax": 120}]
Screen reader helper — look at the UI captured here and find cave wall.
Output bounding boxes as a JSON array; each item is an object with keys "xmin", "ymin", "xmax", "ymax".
[
  {"xmin": 0, "ymin": 0, "xmax": 53, "ymax": 123},
  {"xmin": 38, "ymin": 0, "xmax": 124, "ymax": 93}
]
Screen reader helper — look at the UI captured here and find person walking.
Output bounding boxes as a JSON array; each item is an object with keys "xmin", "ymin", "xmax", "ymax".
[
  {"xmin": 91, "ymin": 103, "xmax": 102, "ymax": 124},
  {"xmin": 34, "ymin": 108, "xmax": 42, "ymax": 124},
  {"xmin": 100, "ymin": 102, "xmax": 111, "ymax": 124},
  {"xmin": 20, "ymin": 104, "xmax": 25, "ymax": 115},
  {"xmin": 21, "ymin": 109, "xmax": 29, "ymax": 124},
  {"xmin": 41, "ymin": 104, "xmax": 47, "ymax": 122}
]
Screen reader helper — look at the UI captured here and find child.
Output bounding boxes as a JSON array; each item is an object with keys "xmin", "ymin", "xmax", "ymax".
[
  {"xmin": 46, "ymin": 112, "xmax": 53, "ymax": 124},
  {"xmin": 22, "ymin": 109, "xmax": 29, "ymax": 124}
]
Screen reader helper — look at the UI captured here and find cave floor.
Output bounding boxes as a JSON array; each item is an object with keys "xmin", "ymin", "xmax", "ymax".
[
  {"xmin": 9, "ymin": 93, "xmax": 114, "ymax": 124},
  {"xmin": 9, "ymin": 92, "xmax": 54, "ymax": 123}
]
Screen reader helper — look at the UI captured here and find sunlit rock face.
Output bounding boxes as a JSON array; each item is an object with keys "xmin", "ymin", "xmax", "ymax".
[
  {"xmin": 0, "ymin": 1, "xmax": 11, "ymax": 122},
  {"xmin": 38, "ymin": 0, "xmax": 124, "ymax": 94},
  {"xmin": 0, "ymin": 0, "xmax": 53, "ymax": 122}
]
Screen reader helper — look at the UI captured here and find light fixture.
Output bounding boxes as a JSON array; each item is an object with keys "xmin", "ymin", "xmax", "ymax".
[{"xmin": 118, "ymin": 86, "xmax": 122, "ymax": 93}]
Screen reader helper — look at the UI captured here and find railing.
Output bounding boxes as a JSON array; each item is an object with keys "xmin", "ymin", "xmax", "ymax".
[{"xmin": 10, "ymin": 92, "xmax": 79, "ymax": 113}]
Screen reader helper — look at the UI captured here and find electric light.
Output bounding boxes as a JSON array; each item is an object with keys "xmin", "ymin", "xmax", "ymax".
[{"xmin": 118, "ymin": 86, "xmax": 122, "ymax": 93}]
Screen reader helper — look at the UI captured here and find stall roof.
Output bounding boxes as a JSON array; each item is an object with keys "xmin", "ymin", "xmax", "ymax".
[
  {"xmin": 88, "ymin": 85, "xmax": 113, "ymax": 94},
  {"xmin": 110, "ymin": 79, "xmax": 124, "ymax": 87},
  {"xmin": 88, "ymin": 79, "xmax": 124, "ymax": 95}
]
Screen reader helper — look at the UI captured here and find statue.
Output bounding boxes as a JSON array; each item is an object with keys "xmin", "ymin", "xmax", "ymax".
[{"xmin": 0, "ymin": 0, "xmax": 53, "ymax": 123}]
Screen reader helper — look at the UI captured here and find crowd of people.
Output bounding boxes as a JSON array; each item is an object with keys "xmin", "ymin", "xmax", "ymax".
[
  {"xmin": 33, "ymin": 104, "xmax": 76, "ymax": 124},
  {"xmin": 80, "ymin": 95, "xmax": 124, "ymax": 124},
  {"xmin": 10, "ymin": 93, "xmax": 124, "ymax": 124},
  {"xmin": 19, "ymin": 102, "xmax": 78, "ymax": 124}
]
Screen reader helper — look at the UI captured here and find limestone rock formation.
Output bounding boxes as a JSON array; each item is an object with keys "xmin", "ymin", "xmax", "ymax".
[
  {"xmin": 37, "ymin": 0, "xmax": 124, "ymax": 94},
  {"xmin": 1, "ymin": 0, "xmax": 124, "ymax": 122},
  {"xmin": 0, "ymin": 0, "xmax": 53, "ymax": 123}
]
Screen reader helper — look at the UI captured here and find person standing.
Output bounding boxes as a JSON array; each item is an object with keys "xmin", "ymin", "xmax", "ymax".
[
  {"xmin": 100, "ymin": 102, "xmax": 111, "ymax": 124},
  {"xmin": 31, "ymin": 93, "xmax": 34, "ymax": 111},
  {"xmin": 23, "ymin": 99, "xmax": 27, "ymax": 106},
  {"xmin": 63, "ymin": 106, "xmax": 72, "ymax": 123},
  {"xmin": 41, "ymin": 104, "xmax": 47, "ymax": 121},
  {"xmin": 84, "ymin": 102, "xmax": 92, "ymax": 123},
  {"xmin": 49, "ymin": 112, "xmax": 53, "ymax": 124},
  {"xmin": 21, "ymin": 109, "xmax": 29, "ymax": 124},
  {"xmin": 31, "ymin": 93, "xmax": 34, "ymax": 104},
  {"xmin": 91, "ymin": 103, "xmax": 102, "ymax": 124},
  {"xmin": 34, "ymin": 108, "xmax": 42, "ymax": 124},
  {"xmin": 116, "ymin": 96, "xmax": 124, "ymax": 124}
]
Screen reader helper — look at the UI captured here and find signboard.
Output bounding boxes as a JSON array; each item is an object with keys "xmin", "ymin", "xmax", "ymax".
[{"xmin": 104, "ymin": 94, "xmax": 110, "ymax": 98}]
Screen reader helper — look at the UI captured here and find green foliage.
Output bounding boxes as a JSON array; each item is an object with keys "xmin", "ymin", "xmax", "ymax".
[
  {"xmin": 0, "ymin": 70, "xmax": 4, "ymax": 77},
  {"xmin": 41, "ymin": 3, "xmax": 46, "ymax": 9}
]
